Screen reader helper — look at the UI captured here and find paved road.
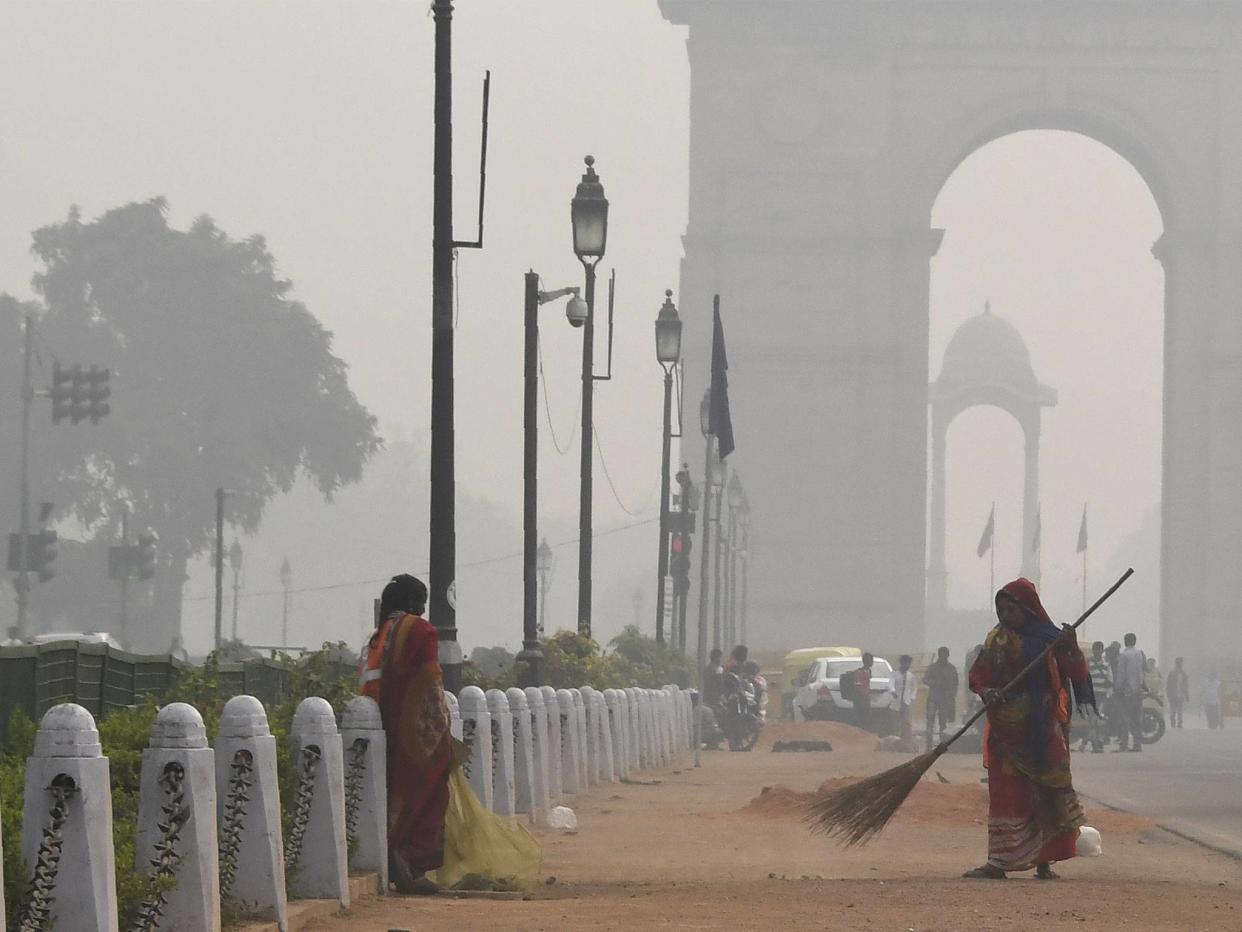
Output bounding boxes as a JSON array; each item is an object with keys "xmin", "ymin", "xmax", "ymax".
[{"xmin": 1073, "ymin": 717, "xmax": 1242, "ymax": 857}]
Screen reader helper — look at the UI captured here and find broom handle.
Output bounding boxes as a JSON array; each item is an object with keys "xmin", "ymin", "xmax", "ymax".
[{"xmin": 934, "ymin": 567, "xmax": 1134, "ymax": 756}]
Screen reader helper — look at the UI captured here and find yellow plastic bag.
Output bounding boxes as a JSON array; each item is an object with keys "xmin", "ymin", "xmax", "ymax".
[{"xmin": 430, "ymin": 766, "xmax": 542, "ymax": 889}]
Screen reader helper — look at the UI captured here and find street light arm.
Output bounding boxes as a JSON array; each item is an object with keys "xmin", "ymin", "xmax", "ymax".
[{"xmin": 538, "ymin": 286, "xmax": 580, "ymax": 305}]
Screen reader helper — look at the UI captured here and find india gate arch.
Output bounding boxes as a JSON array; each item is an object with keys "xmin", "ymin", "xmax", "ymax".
[{"xmin": 660, "ymin": 0, "xmax": 1242, "ymax": 673}]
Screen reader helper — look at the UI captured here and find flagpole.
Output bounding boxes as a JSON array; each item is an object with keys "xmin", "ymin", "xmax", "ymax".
[{"xmin": 989, "ymin": 501, "xmax": 995, "ymax": 603}]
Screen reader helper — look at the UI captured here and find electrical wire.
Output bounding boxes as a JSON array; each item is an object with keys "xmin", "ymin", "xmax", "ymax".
[
  {"xmin": 592, "ymin": 424, "xmax": 651, "ymax": 518},
  {"xmin": 182, "ymin": 515, "xmax": 658, "ymax": 602},
  {"xmin": 537, "ymin": 332, "xmax": 578, "ymax": 455}
]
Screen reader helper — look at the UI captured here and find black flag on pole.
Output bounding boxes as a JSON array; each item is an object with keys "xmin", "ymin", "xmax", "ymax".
[{"xmin": 709, "ymin": 295, "xmax": 735, "ymax": 460}]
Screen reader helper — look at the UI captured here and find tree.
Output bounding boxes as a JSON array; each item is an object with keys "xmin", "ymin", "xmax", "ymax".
[{"xmin": 9, "ymin": 199, "xmax": 380, "ymax": 646}]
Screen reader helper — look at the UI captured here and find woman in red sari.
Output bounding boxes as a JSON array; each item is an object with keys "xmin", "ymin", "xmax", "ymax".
[
  {"xmin": 965, "ymin": 578, "xmax": 1094, "ymax": 880},
  {"xmin": 361, "ymin": 574, "xmax": 452, "ymax": 894}
]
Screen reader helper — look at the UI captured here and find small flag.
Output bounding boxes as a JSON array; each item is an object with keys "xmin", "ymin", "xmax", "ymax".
[
  {"xmin": 709, "ymin": 295, "xmax": 735, "ymax": 460},
  {"xmin": 1031, "ymin": 507, "xmax": 1041, "ymax": 554},
  {"xmin": 976, "ymin": 504, "xmax": 995, "ymax": 558},
  {"xmin": 1076, "ymin": 504, "xmax": 1088, "ymax": 554}
]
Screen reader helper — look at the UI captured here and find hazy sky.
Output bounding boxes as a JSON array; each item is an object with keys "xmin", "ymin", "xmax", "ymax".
[{"xmin": 1, "ymin": 3, "xmax": 1164, "ymax": 651}]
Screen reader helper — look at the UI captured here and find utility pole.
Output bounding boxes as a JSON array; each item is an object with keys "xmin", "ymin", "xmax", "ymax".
[
  {"xmin": 214, "ymin": 487, "xmax": 224, "ymax": 651},
  {"xmin": 118, "ymin": 511, "xmax": 130, "ymax": 646},
  {"xmin": 15, "ymin": 315, "xmax": 33, "ymax": 637},
  {"xmin": 429, "ymin": 0, "xmax": 462, "ymax": 693}
]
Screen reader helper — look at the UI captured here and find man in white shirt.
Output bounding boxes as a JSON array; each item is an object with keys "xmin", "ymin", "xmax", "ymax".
[
  {"xmin": 1115, "ymin": 633, "xmax": 1147, "ymax": 752},
  {"xmin": 889, "ymin": 654, "xmax": 919, "ymax": 747}
]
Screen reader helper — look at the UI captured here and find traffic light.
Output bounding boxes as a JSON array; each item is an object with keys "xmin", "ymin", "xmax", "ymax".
[
  {"xmin": 29, "ymin": 530, "xmax": 58, "ymax": 582},
  {"xmin": 50, "ymin": 362, "xmax": 76, "ymax": 424},
  {"xmin": 84, "ymin": 366, "xmax": 111, "ymax": 423},
  {"xmin": 135, "ymin": 530, "xmax": 158, "ymax": 580},
  {"xmin": 670, "ymin": 532, "xmax": 692, "ymax": 580},
  {"xmin": 69, "ymin": 367, "xmax": 90, "ymax": 423}
]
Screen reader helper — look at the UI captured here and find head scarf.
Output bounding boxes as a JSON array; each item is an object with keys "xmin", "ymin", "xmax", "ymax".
[{"xmin": 996, "ymin": 578, "xmax": 1095, "ymax": 763}]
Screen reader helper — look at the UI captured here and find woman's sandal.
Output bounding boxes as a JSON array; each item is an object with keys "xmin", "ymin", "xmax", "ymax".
[
  {"xmin": 962, "ymin": 864, "xmax": 1007, "ymax": 879},
  {"xmin": 1035, "ymin": 863, "xmax": 1060, "ymax": 880}
]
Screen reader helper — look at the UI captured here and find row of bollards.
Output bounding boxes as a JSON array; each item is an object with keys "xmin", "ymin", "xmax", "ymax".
[{"xmin": 0, "ymin": 684, "xmax": 692, "ymax": 931}]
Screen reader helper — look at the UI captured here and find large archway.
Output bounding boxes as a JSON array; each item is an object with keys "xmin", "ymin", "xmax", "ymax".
[{"xmin": 662, "ymin": 0, "xmax": 1242, "ymax": 677}]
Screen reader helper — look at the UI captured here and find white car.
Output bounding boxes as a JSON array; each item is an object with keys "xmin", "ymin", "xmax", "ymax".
[
  {"xmin": 27, "ymin": 631, "xmax": 123, "ymax": 649},
  {"xmin": 792, "ymin": 656, "xmax": 896, "ymax": 723}
]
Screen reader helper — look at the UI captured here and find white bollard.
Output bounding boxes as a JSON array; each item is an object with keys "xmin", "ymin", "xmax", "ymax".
[
  {"xmin": 136, "ymin": 702, "xmax": 220, "ymax": 932},
  {"xmin": 570, "ymin": 689, "xmax": 590, "ymax": 788},
  {"xmin": 665, "ymin": 686, "xmax": 683, "ymax": 752},
  {"xmin": 539, "ymin": 686, "xmax": 563, "ymax": 801},
  {"xmin": 680, "ymin": 690, "xmax": 693, "ymax": 751},
  {"xmin": 623, "ymin": 687, "xmax": 641, "ymax": 771},
  {"xmin": 287, "ymin": 698, "xmax": 349, "ymax": 906},
  {"xmin": 522, "ymin": 687, "xmax": 551, "ymax": 815},
  {"xmin": 20, "ymin": 703, "xmax": 118, "ymax": 932},
  {"xmin": 578, "ymin": 687, "xmax": 600, "ymax": 785},
  {"xmin": 457, "ymin": 687, "xmax": 494, "ymax": 811},
  {"xmin": 340, "ymin": 696, "xmax": 388, "ymax": 893},
  {"xmin": 444, "ymin": 691, "xmax": 463, "ymax": 742},
  {"xmin": 630, "ymin": 689, "xmax": 647, "ymax": 768},
  {"xmin": 603, "ymin": 690, "xmax": 629, "ymax": 780},
  {"xmin": 593, "ymin": 690, "xmax": 616, "ymax": 782},
  {"xmin": 555, "ymin": 689, "xmax": 581, "ymax": 794},
  {"xmin": 215, "ymin": 695, "xmax": 287, "ymax": 928},
  {"xmin": 657, "ymin": 690, "xmax": 672, "ymax": 764},
  {"xmin": 505, "ymin": 688, "xmax": 539, "ymax": 821},
  {"xmin": 486, "ymin": 689, "xmax": 516, "ymax": 816}
]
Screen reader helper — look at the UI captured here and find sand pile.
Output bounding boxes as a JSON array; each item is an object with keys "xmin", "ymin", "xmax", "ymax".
[{"xmin": 743, "ymin": 777, "xmax": 987, "ymax": 825}]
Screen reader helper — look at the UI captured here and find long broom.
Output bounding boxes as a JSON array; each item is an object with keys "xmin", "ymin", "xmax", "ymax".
[{"xmin": 806, "ymin": 568, "xmax": 1134, "ymax": 846}]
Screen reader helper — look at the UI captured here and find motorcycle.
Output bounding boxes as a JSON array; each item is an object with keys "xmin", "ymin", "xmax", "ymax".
[
  {"xmin": 1141, "ymin": 692, "xmax": 1166, "ymax": 745},
  {"xmin": 719, "ymin": 669, "xmax": 764, "ymax": 751}
]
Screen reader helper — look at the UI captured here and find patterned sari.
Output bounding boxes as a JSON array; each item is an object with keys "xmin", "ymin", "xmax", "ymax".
[
  {"xmin": 372, "ymin": 611, "xmax": 452, "ymax": 873},
  {"xmin": 968, "ymin": 579, "xmax": 1091, "ymax": 871}
]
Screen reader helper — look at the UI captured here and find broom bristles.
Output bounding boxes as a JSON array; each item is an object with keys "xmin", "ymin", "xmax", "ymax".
[{"xmin": 805, "ymin": 748, "xmax": 941, "ymax": 847}]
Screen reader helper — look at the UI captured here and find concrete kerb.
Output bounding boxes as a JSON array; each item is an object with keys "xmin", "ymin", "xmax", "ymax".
[
  {"xmin": 137, "ymin": 702, "xmax": 220, "ymax": 932},
  {"xmin": 216, "ymin": 695, "xmax": 288, "ymax": 929},
  {"xmin": 340, "ymin": 696, "xmax": 388, "ymax": 893},
  {"xmin": 21, "ymin": 702, "xmax": 118, "ymax": 932}
]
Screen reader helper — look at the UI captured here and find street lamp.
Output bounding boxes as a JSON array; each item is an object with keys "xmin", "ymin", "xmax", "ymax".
[
  {"xmin": 536, "ymin": 538, "xmax": 554, "ymax": 637},
  {"xmin": 571, "ymin": 155, "xmax": 609, "ymax": 639},
  {"xmin": 279, "ymin": 557, "xmax": 292, "ymax": 649},
  {"xmin": 726, "ymin": 472, "xmax": 744, "ymax": 648},
  {"xmin": 229, "ymin": 539, "xmax": 243, "ymax": 642},
  {"xmin": 654, "ymin": 291, "xmax": 682, "ymax": 643},
  {"xmin": 521, "ymin": 272, "xmax": 581, "ymax": 685},
  {"xmin": 673, "ymin": 465, "xmax": 699, "ymax": 653}
]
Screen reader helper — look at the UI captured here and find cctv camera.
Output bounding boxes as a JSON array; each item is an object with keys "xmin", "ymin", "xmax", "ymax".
[{"xmin": 566, "ymin": 295, "xmax": 588, "ymax": 328}]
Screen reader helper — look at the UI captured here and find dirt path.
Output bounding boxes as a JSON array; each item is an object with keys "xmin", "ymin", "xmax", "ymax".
[{"xmin": 306, "ymin": 722, "xmax": 1242, "ymax": 931}]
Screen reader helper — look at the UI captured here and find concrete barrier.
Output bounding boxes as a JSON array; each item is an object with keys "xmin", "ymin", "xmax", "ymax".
[
  {"xmin": 458, "ymin": 686, "xmax": 494, "ymax": 811},
  {"xmin": 20, "ymin": 703, "xmax": 118, "ymax": 932},
  {"xmin": 555, "ymin": 689, "xmax": 581, "ymax": 794},
  {"xmin": 593, "ymin": 689, "xmax": 616, "ymax": 782},
  {"xmin": 287, "ymin": 698, "xmax": 349, "ymax": 906},
  {"xmin": 570, "ymin": 689, "xmax": 590, "ymax": 788},
  {"xmin": 522, "ymin": 686, "xmax": 551, "ymax": 814},
  {"xmin": 340, "ymin": 696, "xmax": 388, "ymax": 893},
  {"xmin": 215, "ymin": 695, "xmax": 287, "ymax": 927},
  {"xmin": 486, "ymin": 689, "xmax": 516, "ymax": 816},
  {"xmin": 579, "ymin": 686, "xmax": 601, "ymax": 785},
  {"xmin": 603, "ymin": 689, "xmax": 628, "ymax": 780},
  {"xmin": 505, "ymin": 688, "xmax": 539, "ymax": 821},
  {"xmin": 135, "ymin": 702, "xmax": 219, "ymax": 932}
]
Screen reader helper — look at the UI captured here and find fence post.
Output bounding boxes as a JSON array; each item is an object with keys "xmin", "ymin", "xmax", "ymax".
[
  {"xmin": 603, "ymin": 689, "xmax": 628, "ymax": 780},
  {"xmin": 457, "ymin": 686, "xmax": 494, "ymax": 810},
  {"xmin": 341, "ymin": 696, "xmax": 388, "ymax": 893},
  {"xmin": 577, "ymin": 687, "xmax": 599, "ymax": 785},
  {"xmin": 538, "ymin": 685, "xmax": 563, "ymax": 802},
  {"xmin": 485, "ymin": 689, "xmax": 516, "ymax": 816},
  {"xmin": 19, "ymin": 703, "xmax": 118, "ymax": 932},
  {"xmin": 504, "ymin": 688, "xmax": 538, "ymax": 821},
  {"xmin": 215, "ymin": 695, "xmax": 287, "ymax": 928},
  {"xmin": 520, "ymin": 687, "xmax": 550, "ymax": 815},
  {"xmin": 569, "ymin": 689, "xmax": 589, "ymax": 787},
  {"xmin": 555, "ymin": 689, "xmax": 580, "ymax": 794},
  {"xmin": 591, "ymin": 689, "xmax": 616, "ymax": 782},
  {"xmin": 135, "ymin": 702, "xmax": 219, "ymax": 932},
  {"xmin": 286, "ymin": 698, "xmax": 349, "ymax": 906}
]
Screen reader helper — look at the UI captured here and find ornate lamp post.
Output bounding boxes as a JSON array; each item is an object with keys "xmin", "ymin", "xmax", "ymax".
[
  {"xmin": 653, "ymin": 290, "xmax": 683, "ymax": 643},
  {"xmin": 279, "ymin": 557, "xmax": 292, "ymax": 649},
  {"xmin": 570, "ymin": 155, "xmax": 609, "ymax": 639},
  {"xmin": 228, "ymin": 539, "xmax": 243, "ymax": 643}
]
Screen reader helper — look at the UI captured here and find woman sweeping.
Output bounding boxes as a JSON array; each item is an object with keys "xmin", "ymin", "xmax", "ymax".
[{"xmin": 964, "ymin": 577, "xmax": 1095, "ymax": 880}]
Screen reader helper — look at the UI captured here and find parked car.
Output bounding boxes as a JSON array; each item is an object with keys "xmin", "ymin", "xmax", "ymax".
[
  {"xmin": 781, "ymin": 646, "xmax": 861, "ymax": 718},
  {"xmin": 792, "ymin": 655, "xmax": 895, "ymax": 727},
  {"xmin": 27, "ymin": 631, "xmax": 123, "ymax": 649}
]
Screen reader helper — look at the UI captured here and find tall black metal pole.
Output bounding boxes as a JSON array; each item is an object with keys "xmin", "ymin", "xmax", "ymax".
[
  {"xmin": 739, "ymin": 522, "xmax": 749, "ymax": 645},
  {"xmin": 214, "ymin": 487, "xmax": 224, "ymax": 651},
  {"xmin": 654, "ymin": 366, "xmax": 674, "ymax": 643},
  {"xmin": 15, "ymin": 315, "xmax": 33, "ymax": 637},
  {"xmin": 727, "ymin": 504, "xmax": 738, "ymax": 646},
  {"xmin": 712, "ymin": 460, "xmax": 727, "ymax": 651},
  {"xmin": 518, "ymin": 272, "xmax": 545, "ymax": 685},
  {"xmin": 430, "ymin": 0, "xmax": 461, "ymax": 692},
  {"xmin": 696, "ymin": 432, "xmax": 713, "ymax": 673},
  {"xmin": 576, "ymin": 262, "xmax": 597, "ymax": 638}
]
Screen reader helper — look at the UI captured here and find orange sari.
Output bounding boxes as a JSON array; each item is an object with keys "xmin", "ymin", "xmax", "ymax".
[{"xmin": 367, "ymin": 611, "xmax": 452, "ymax": 873}]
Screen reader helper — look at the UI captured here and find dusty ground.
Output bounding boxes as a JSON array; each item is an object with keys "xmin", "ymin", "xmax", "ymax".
[{"xmin": 306, "ymin": 721, "xmax": 1242, "ymax": 931}]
